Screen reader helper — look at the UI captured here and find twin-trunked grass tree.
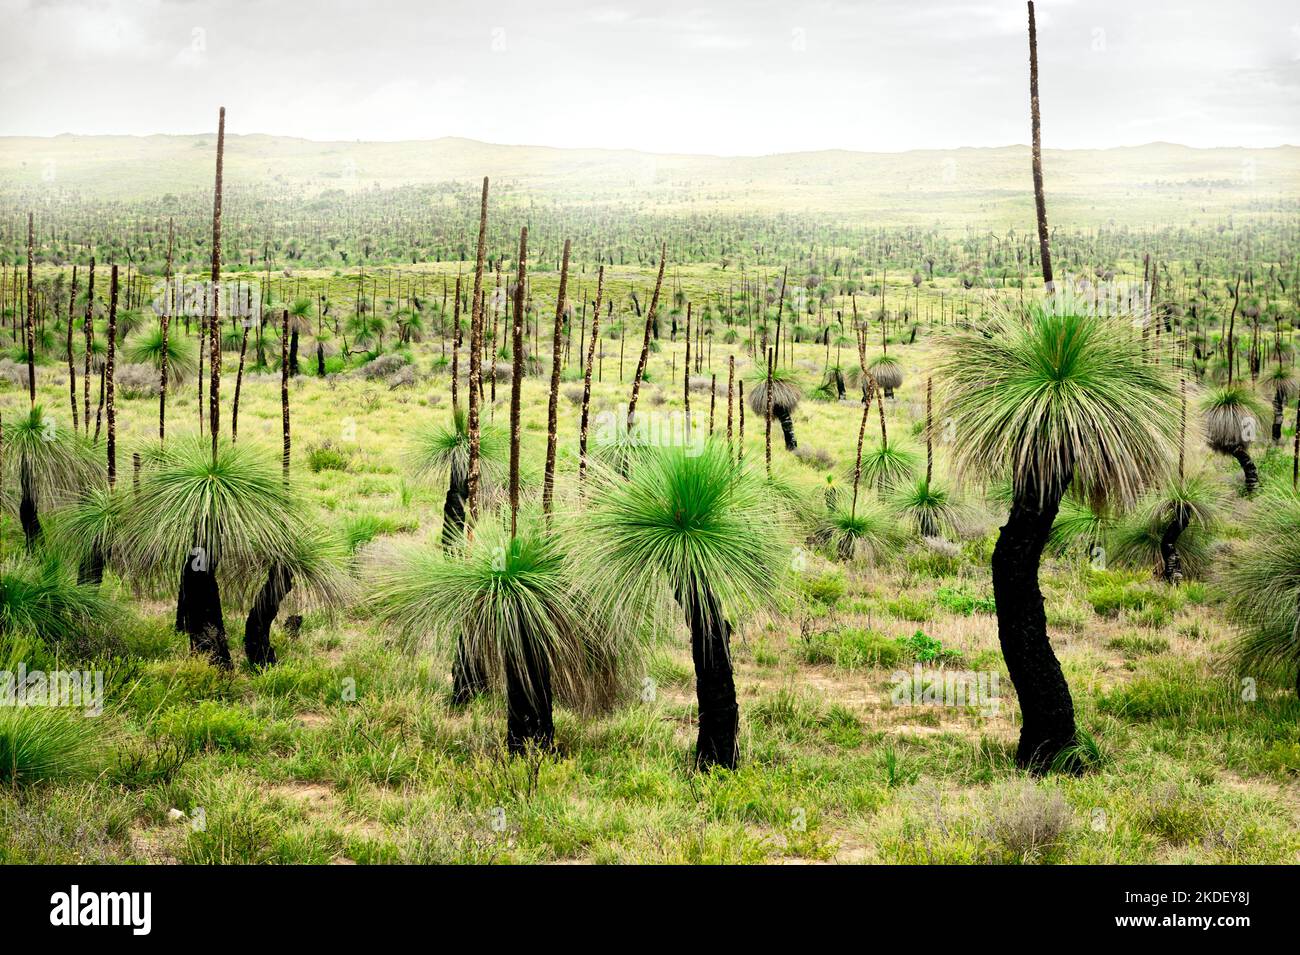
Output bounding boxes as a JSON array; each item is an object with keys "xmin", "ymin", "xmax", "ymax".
[{"xmin": 935, "ymin": 297, "xmax": 1179, "ymax": 771}]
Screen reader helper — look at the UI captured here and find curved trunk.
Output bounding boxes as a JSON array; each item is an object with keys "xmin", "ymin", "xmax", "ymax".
[
  {"xmin": 1160, "ymin": 504, "xmax": 1191, "ymax": 584},
  {"xmin": 775, "ymin": 408, "xmax": 797, "ymax": 451},
  {"xmin": 316, "ymin": 341, "xmax": 326, "ymax": 377},
  {"xmin": 992, "ymin": 481, "xmax": 1077, "ymax": 773},
  {"xmin": 685, "ymin": 579, "xmax": 739, "ymax": 771},
  {"xmin": 834, "ymin": 370, "xmax": 845, "ymax": 401},
  {"xmin": 243, "ymin": 563, "xmax": 292, "ymax": 668},
  {"xmin": 176, "ymin": 556, "xmax": 232, "ymax": 670},
  {"xmin": 1230, "ymin": 444, "xmax": 1258, "ymax": 495},
  {"xmin": 19, "ymin": 454, "xmax": 39, "ymax": 552},
  {"xmin": 504, "ymin": 619, "xmax": 554, "ymax": 754}
]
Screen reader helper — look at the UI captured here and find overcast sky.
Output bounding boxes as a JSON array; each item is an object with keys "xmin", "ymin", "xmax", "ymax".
[{"xmin": 2, "ymin": 0, "xmax": 1297, "ymax": 154}]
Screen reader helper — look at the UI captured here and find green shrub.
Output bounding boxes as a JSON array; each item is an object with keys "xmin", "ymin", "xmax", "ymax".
[
  {"xmin": 885, "ymin": 593, "xmax": 932, "ymax": 622},
  {"xmin": 1107, "ymin": 633, "xmax": 1171, "ymax": 658},
  {"xmin": 898, "ymin": 630, "xmax": 962, "ymax": 663},
  {"xmin": 155, "ymin": 701, "xmax": 264, "ymax": 752},
  {"xmin": 797, "ymin": 627, "xmax": 901, "ymax": 670},
  {"xmin": 936, "ymin": 586, "xmax": 996, "ymax": 616},
  {"xmin": 1087, "ymin": 574, "xmax": 1183, "ymax": 624},
  {"xmin": 799, "ymin": 570, "xmax": 846, "ymax": 606},
  {"xmin": 306, "ymin": 440, "xmax": 351, "ymax": 473}
]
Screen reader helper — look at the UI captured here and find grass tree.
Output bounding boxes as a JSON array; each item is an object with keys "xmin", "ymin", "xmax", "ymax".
[
  {"xmin": 116, "ymin": 437, "xmax": 345, "ymax": 669},
  {"xmin": 1202, "ymin": 385, "xmax": 1264, "ymax": 495},
  {"xmin": 408, "ymin": 407, "xmax": 508, "ymax": 703},
  {"xmin": 935, "ymin": 299, "xmax": 1178, "ymax": 771},
  {"xmin": 580, "ymin": 441, "xmax": 791, "ymax": 770},
  {"xmin": 1266, "ymin": 364, "xmax": 1298, "ymax": 444},
  {"xmin": 1113, "ymin": 470, "xmax": 1219, "ymax": 582},
  {"xmin": 128, "ymin": 326, "xmax": 197, "ymax": 388},
  {"xmin": 747, "ymin": 366, "xmax": 803, "ymax": 451},
  {"xmin": 409, "ymin": 408, "xmax": 508, "ymax": 548},
  {"xmin": 373, "ymin": 513, "xmax": 622, "ymax": 750},
  {"xmin": 1225, "ymin": 487, "xmax": 1300, "ymax": 698},
  {"xmin": 3, "ymin": 406, "xmax": 99, "ymax": 552}
]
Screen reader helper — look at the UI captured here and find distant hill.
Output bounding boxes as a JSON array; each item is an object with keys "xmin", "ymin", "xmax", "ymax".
[{"xmin": 1, "ymin": 134, "xmax": 1296, "ymax": 228}]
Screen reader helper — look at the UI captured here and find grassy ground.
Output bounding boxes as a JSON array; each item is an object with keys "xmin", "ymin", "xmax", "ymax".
[{"xmin": 1, "ymin": 274, "xmax": 1298, "ymax": 865}]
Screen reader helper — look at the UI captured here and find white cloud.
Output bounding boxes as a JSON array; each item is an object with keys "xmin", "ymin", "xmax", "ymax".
[{"xmin": 0, "ymin": 0, "xmax": 1294, "ymax": 151}]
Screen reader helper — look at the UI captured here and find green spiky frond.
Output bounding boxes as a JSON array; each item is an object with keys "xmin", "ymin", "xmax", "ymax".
[
  {"xmin": 934, "ymin": 298, "xmax": 1179, "ymax": 509},
  {"xmin": 812, "ymin": 498, "xmax": 898, "ymax": 563},
  {"xmin": 407, "ymin": 406, "xmax": 508, "ymax": 482},
  {"xmin": 1201, "ymin": 384, "xmax": 1265, "ymax": 452},
  {"xmin": 1111, "ymin": 497, "xmax": 1214, "ymax": 580},
  {"xmin": 1048, "ymin": 494, "xmax": 1113, "ymax": 558},
  {"xmin": 1266, "ymin": 364, "xmax": 1299, "ymax": 401},
  {"xmin": 116, "ymin": 436, "xmax": 342, "ymax": 603},
  {"xmin": 127, "ymin": 326, "xmax": 197, "ymax": 384},
  {"xmin": 48, "ymin": 485, "xmax": 128, "ymax": 571},
  {"xmin": 1, "ymin": 406, "xmax": 101, "ymax": 514},
  {"xmin": 858, "ymin": 440, "xmax": 918, "ymax": 492},
  {"xmin": 0, "ymin": 553, "xmax": 114, "ymax": 643},
  {"xmin": 1224, "ymin": 487, "xmax": 1300, "ymax": 680},
  {"xmin": 891, "ymin": 477, "xmax": 970, "ymax": 539},
  {"xmin": 577, "ymin": 441, "xmax": 793, "ymax": 623},
  {"xmin": 372, "ymin": 513, "xmax": 630, "ymax": 710}
]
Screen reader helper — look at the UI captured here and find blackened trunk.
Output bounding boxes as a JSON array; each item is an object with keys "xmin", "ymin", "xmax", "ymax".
[
  {"xmin": 775, "ymin": 408, "xmax": 797, "ymax": 451},
  {"xmin": 504, "ymin": 621, "xmax": 554, "ymax": 754},
  {"xmin": 686, "ymin": 579, "xmax": 739, "ymax": 771},
  {"xmin": 19, "ymin": 456, "xmax": 39, "ymax": 552},
  {"xmin": 243, "ymin": 563, "xmax": 292, "ymax": 668},
  {"xmin": 441, "ymin": 462, "xmax": 468, "ymax": 547},
  {"xmin": 1230, "ymin": 444, "xmax": 1258, "ymax": 495},
  {"xmin": 177, "ymin": 557, "xmax": 232, "ymax": 669},
  {"xmin": 77, "ymin": 545, "xmax": 105, "ymax": 587},
  {"xmin": 992, "ymin": 484, "xmax": 1077, "ymax": 773},
  {"xmin": 316, "ymin": 341, "xmax": 326, "ymax": 377},
  {"xmin": 451, "ymin": 635, "xmax": 490, "ymax": 706},
  {"xmin": 1160, "ymin": 504, "xmax": 1191, "ymax": 584},
  {"xmin": 1273, "ymin": 392, "xmax": 1284, "ymax": 443},
  {"xmin": 289, "ymin": 328, "xmax": 300, "ymax": 376}
]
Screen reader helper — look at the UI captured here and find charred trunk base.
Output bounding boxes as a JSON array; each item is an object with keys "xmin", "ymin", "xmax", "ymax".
[
  {"xmin": 451, "ymin": 634, "xmax": 490, "ymax": 706},
  {"xmin": 77, "ymin": 544, "xmax": 106, "ymax": 587},
  {"xmin": 1230, "ymin": 445, "xmax": 1259, "ymax": 495},
  {"xmin": 687, "ymin": 581, "xmax": 739, "ymax": 771},
  {"xmin": 504, "ymin": 624, "xmax": 554, "ymax": 754},
  {"xmin": 1160, "ymin": 507, "xmax": 1191, "ymax": 585},
  {"xmin": 776, "ymin": 409, "xmax": 797, "ymax": 452},
  {"xmin": 992, "ymin": 488, "xmax": 1079, "ymax": 774},
  {"xmin": 19, "ymin": 467, "xmax": 39, "ymax": 553},
  {"xmin": 243, "ymin": 563, "xmax": 293, "ymax": 668},
  {"xmin": 441, "ymin": 467, "xmax": 469, "ymax": 547},
  {"xmin": 177, "ymin": 559, "xmax": 232, "ymax": 670}
]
